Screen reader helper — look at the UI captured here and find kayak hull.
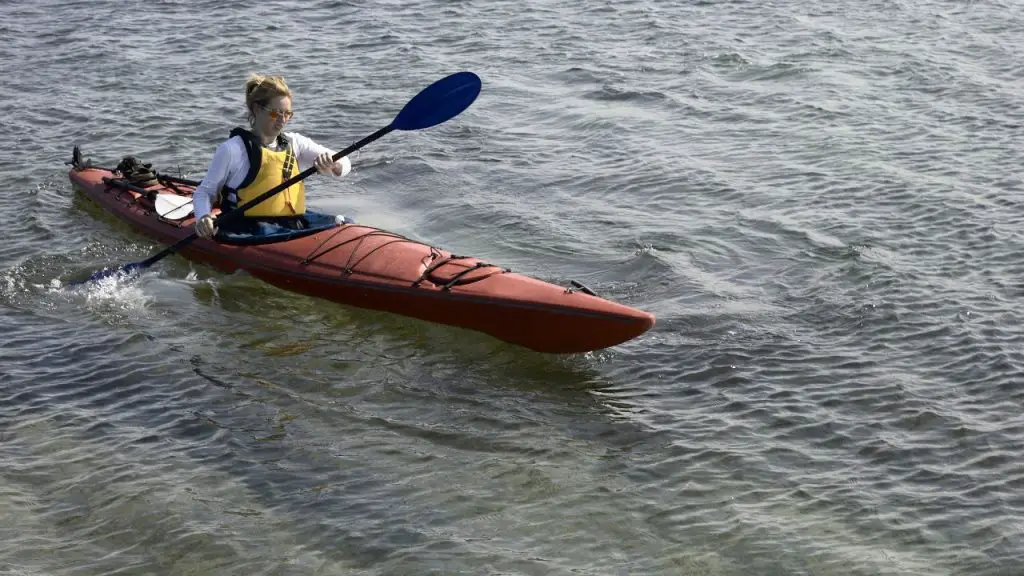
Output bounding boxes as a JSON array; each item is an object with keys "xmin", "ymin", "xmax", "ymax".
[{"xmin": 68, "ymin": 161, "xmax": 655, "ymax": 354}]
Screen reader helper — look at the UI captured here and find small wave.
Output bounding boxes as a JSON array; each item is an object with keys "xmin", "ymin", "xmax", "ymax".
[
  {"xmin": 708, "ymin": 51, "xmax": 752, "ymax": 66},
  {"xmin": 581, "ymin": 85, "xmax": 674, "ymax": 106},
  {"xmin": 739, "ymin": 62, "xmax": 819, "ymax": 82}
]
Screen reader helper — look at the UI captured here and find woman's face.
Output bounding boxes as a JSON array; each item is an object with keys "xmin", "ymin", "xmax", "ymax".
[{"xmin": 252, "ymin": 95, "xmax": 293, "ymax": 138}]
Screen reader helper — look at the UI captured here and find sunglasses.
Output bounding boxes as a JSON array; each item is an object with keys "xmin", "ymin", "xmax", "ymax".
[{"xmin": 260, "ymin": 104, "xmax": 294, "ymax": 121}]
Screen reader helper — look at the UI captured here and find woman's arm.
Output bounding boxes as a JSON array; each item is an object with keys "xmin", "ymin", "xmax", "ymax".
[
  {"xmin": 288, "ymin": 132, "xmax": 352, "ymax": 177},
  {"xmin": 193, "ymin": 139, "xmax": 242, "ymax": 218}
]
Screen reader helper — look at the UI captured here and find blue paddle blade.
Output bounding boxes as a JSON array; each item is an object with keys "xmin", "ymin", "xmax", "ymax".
[
  {"xmin": 68, "ymin": 261, "xmax": 145, "ymax": 286},
  {"xmin": 390, "ymin": 71, "xmax": 482, "ymax": 131}
]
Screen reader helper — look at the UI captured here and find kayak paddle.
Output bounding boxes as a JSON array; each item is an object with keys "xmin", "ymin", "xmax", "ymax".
[{"xmin": 71, "ymin": 71, "xmax": 482, "ymax": 285}]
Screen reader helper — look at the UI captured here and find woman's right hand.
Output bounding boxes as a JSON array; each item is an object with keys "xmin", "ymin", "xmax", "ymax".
[{"xmin": 195, "ymin": 214, "xmax": 218, "ymax": 238}]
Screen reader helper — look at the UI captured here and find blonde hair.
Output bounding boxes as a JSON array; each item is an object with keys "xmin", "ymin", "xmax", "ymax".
[{"xmin": 244, "ymin": 73, "xmax": 292, "ymax": 124}]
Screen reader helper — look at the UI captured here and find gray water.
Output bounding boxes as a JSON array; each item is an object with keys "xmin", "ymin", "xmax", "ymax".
[{"xmin": 2, "ymin": 0, "xmax": 1023, "ymax": 574}]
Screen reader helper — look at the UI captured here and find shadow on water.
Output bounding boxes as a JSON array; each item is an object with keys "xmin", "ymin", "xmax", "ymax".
[{"xmin": 186, "ymin": 267, "xmax": 625, "ymax": 398}]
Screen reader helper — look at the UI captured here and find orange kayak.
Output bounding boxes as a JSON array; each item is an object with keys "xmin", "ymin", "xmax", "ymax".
[{"xmin": 68, "ymin": 155, "xmax": 655, "ymax": 353}]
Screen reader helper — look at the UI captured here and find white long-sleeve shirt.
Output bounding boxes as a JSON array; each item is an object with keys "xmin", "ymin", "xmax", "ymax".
[{"xmin": 192, "ymin": 131, "xmax": 352, "ymax": 219}]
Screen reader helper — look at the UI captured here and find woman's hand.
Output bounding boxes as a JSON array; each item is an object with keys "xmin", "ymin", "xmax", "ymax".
[
  {"xmin": 314, "ymin": 151, "xmax": 343, "ymax": 176},
  {"xmin": 195, "ymin": 214, "xmax": 218, "ymax": 238}
]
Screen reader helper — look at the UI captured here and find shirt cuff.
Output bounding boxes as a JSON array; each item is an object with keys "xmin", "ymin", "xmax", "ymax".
[{"xmin": 333, "ymin": 155, "xmax": 352, "ymax": 178}]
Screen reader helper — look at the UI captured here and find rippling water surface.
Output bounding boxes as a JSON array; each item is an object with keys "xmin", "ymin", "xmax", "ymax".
[{"xmin": 2, "ymin": 0, "xmax": 1024, "ymax": 574}]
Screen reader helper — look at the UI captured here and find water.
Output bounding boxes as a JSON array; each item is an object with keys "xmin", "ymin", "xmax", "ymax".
[{"xmin": 2, "ymin": 0, "xmax": 1023, "ymax": 574}]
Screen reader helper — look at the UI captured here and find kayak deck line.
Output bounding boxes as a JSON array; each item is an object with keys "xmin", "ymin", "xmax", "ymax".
[{"xmin": 299, "ymin": 225, "xmax": 511, "ymax": 290}]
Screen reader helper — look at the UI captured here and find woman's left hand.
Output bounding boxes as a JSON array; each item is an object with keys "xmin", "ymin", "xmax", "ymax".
[{"xmin": 314, "ymin": 151, "xmax": 341, "ymax": 176}]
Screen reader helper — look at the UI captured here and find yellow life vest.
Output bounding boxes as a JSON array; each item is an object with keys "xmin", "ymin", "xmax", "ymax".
[{"xmin": 227, "ymin": 127, "xmax": 305, "ymax": 218}]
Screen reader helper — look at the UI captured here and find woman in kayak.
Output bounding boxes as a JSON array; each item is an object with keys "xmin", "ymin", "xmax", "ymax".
[{"xmin": 193, "ymin": 73, "xmax": 352, "ymax": 239}]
